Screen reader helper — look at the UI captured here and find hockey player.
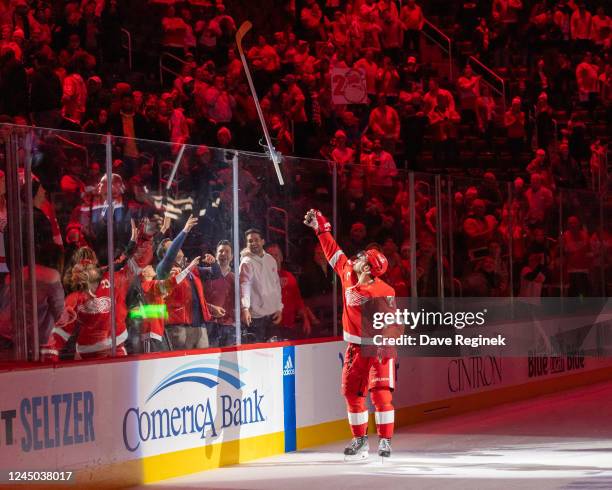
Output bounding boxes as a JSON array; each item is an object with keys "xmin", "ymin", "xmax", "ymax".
[{"xmin": 304, "ymin": 209, "xmax": 396, "ymax": 459}]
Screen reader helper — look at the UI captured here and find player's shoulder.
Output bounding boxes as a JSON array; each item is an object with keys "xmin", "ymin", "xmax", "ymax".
[{"xmin": 374, "ymin": 278, "xmax": 396, "ymax": 296}]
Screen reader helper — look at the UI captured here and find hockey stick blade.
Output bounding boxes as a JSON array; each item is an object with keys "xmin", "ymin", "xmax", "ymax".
[{"xmin": 236, "ymin": 20, "xmax": 252, "ymax": 47}]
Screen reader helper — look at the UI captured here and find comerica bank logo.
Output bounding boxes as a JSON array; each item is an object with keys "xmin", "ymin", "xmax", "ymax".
[
  {"xmin": 146, "ymin": 359, "xmax": 246, "ymax": 401},
  {"xmin": 283, "ymin": 355, "xmax": 295, "ymax": 376},
  {"xmin": 122, "ymin": 359, "xmax": 265, "ymax": 452}
]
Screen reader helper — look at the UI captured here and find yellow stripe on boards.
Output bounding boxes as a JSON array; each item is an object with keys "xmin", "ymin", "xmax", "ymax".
[
  {"xmin": 296, "ymin": 418, "xmax": 352, "ymax": 450},
  {"xmin": 51, "ymin": 431, "xmax": 286, "ymax": 488},
  {"xmin": 140, "ymin": 431, "xmax": 285, "ymax": 483}
]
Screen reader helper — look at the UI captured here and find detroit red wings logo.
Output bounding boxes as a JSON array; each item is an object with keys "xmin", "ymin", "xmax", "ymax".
[
  {"xmin": 78, "ymin": 296, "xmax": 112, "ymax": 315},
  {"xmin": 345, "ymin": 287, "xmax": 369, "ymax": 306}
]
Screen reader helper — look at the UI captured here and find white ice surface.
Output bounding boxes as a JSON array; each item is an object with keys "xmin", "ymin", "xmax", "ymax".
[{"xmin": 137, "ymin": 379, "xmax": 612, "ymax": 490}]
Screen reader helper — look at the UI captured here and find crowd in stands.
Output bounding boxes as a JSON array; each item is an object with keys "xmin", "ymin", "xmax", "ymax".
[{"xmin": 0, "ymin": 0, "xmax": 610, "ymax": 361}]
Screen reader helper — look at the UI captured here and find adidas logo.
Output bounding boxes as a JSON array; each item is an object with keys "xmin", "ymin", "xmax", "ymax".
[{"xmin": 283, "ymin": 355, "xmax": 295, "ymax": 376}]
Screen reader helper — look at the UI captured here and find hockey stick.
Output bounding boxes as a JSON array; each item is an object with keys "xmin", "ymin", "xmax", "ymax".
[{"xmin": 235, "ymin": 21, "xmax": 284, "ymax": 186}]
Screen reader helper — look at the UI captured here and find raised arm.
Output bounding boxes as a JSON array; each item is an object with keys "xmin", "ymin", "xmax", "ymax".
[
  {"xmin": 303, "ymin": 209, "xmax": 347, "ymax": 275},
  {"xmin": 197, "ymin": 253, "xmax": 222, "ymax": 280},
  {"xmin": 156, "ymin": 215, "xmax": 198, "ymax": 279}
]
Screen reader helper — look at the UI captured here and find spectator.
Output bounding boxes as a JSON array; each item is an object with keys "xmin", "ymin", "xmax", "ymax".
[
  {"xmin": 380, "ymin": 9, "xmax": 403, "ymax": 62},
  {"xmin": 562, "ymin": 215, "xmax": 592, "ymax": 297},
  {"xmin": 423, "ymin": 77, "xmax": 457, "ymax": 122},
  {"xmin": 524, "ymin": 173, "xmax": 554, "ymax": 228},
  {"xmin": 204, "ymin": 74, "xmax": 235, "ymax": 126},
  {"xmin": 239, "ymin": 228, "xmax": 283, "ymax": 343},
  {"xmin": 109, "ymin": 92, "xmax": 149, "ymax": 174},
  {"xmin": 130, "ymin": 246, "xmax": 201, "ymax": 353},
  {"xmin": 61, "ymin": 54, "xmax": 88, "ymax": 126},
  {"xmin": 204, "ymin": 240, "xmax": 237, "ymax": 347},
  {"xmin": 247, "ymin": 35, "xmax": 280, "ymax": 89},
  {"xmin": 570, "ymin": 2, "xmax": 592, "ymax": 50},
  {"xmin": 424, "ymin": 79, "xmax": 460, "ymax": 167},
  {"xmin": 156, "ymin": 215, "xmax": 224, "ymax": 350},
  {"xmin": 368, "ymin": 94, "xmax": 400, "ymax": 148},
  {"xmin": 504, "ymin": 96, "xmax": 526, "ymax": 167},
  {"xmin": 457, "ymin": 64, "xmax": 481, "ymax": 125},
  {"xmin": 354, "ymin": 48, "xmax": 379, "ymax": 98},
  {"xmin": 400, "ymin": 0, "xmax": 424, "ymax": 53},
  {"xmin": 360, "ymin": 7, "xmax": 383, "ymax": 52},
  {"xmin": 169, "ymin": 96, "xmax": 190, "ymax": 149},
  {"xmin": 380, "ymin": 238, "xmax": 409, "ymax": 296},
  {"xmin": 462, "ymin": 198, "xmax": 498, "ymax": 259},
  {"xmin": 364, "ymin": 138, "xmax": 397, "ymax": 196},
  {"xmin": 575, "ymin": 52, "xmax": 599, "ymax": 111},
  {"xmin": 301, "ymin": 0, "xmax": 324, "ymax": 41},
  {"xmin": 266, "ymin": 243, "xmax": 313, "ymax": 339},
  {"xmin": 479, "ymin": 172, "xmax": 503, "ymax": 213},
  {"xmin": 161, "ymin": 5, "xmax": 190, "ymax": 57},
  {"xmin": 377, "ymin": 56, "xmax": 400, "ymax": 99},
  {"xmin": 331, "ymin": 129, "xmax": 355, "ymax": 177},
  {"xmin": 282, "ymin": 74, "xmax": 308, "ymax": 154},
  {"xmin": 293, "ymin": 40, "xmax": 316, "ymax": 75},
  {"xmin": 591, "ymin": 6, "xmax": 611, "ymax": 49},
  {"xmin": 527, "ymin": 148, "xmax": 547, "ymax": 174}
]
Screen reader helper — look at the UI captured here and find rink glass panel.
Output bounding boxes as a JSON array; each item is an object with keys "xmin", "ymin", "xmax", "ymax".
[
  {"xmin": 238, "ymin": 152, "xmax": 335, "ymax": 342},
  {"xmin": 0, "ymin": 126, "xmax": 114, "ymax": 361},
  {"xmin": 0, "ymin": 122, "xmax": 610, "ymax": 365},
  {"xmin": 114, "ymin": 136, "xmax": 239, "ymax": 352}
]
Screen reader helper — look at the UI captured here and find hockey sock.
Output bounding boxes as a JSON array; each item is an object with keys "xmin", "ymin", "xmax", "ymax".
[
  {"xmin": 346, "ymin": 394, "xmax": 368, "ymax": 437},
  {"xmin": 371, "ymin": 388, "xmax": 394, "ymax": 438}
]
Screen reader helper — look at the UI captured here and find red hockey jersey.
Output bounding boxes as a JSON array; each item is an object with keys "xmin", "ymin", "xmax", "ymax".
[
  {"xmin": 317, "ymin": 231, "xmax": 395, "ymax": 344},
  {"xmin": 47, "ymin": 236, "xmax": 153, "ymax": 359}
]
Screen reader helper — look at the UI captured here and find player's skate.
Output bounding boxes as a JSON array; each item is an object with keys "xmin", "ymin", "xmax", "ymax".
[
  {"xmin": 343, "ymin": 436, "xmax": 369, "ymax": 461},
  {"xmin": 378, "ymin": 438, "xmax": 391, "ymax": 459}
]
